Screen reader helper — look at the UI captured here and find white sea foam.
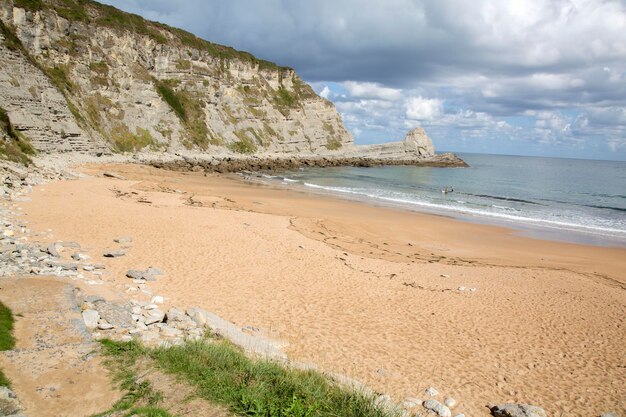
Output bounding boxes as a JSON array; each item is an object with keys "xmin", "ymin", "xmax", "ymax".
[{"xmin": 301, "ymin": 182, "xmax": 626, "ymax": 239}]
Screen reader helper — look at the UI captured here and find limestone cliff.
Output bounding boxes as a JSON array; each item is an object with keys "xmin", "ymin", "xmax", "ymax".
[
  {"xmin": 0, "ymin": 0, "xmax": 351, "ymax": 155},
  {"xmin": 0, "ymin": 0, "xmax": 466, "ymax": 168}
]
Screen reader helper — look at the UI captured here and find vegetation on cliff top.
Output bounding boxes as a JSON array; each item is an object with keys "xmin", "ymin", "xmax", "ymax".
[
  {"xmin": 0, "ymin": 107, "xmax": 36, "ymax": 165},
  {"xmin": 98, "ymin": 338, "xmax": 398, "ymax": 417},
  {"xmin": 12, "ymin": 0, "xmax": 288, "ymax": 71}
]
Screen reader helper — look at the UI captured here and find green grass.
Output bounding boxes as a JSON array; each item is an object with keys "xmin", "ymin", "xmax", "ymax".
[
  {"xmin": 0, "ymin": 107, "xmax": 36, "ymax": 165},
  {"xmin": 154, "ymin": 79, "xmax": 213, "ymax": 148},
  {"xmin": 0, "ymin": 301, "xmax": 15, "ymax": 387},
  {"xmin": 99, "ymin": 339, "xmax": 396, "ymax": 417},
  {"xmin": 326, "ymin": 138, "xmax": 343, "ymax": 150},
  {"xmin": 92, "ymin": 339, "xmax": 171, "ymax": 417},
  {"xmin": 110, "ymin": 125, "xmax": 158, "ymax": 153},
  {"xmin": 0, "ymin": 20, "xmax": 24, "ymax": 51},
  {"xmin": 155, "ymin": 80, "xmax": 186, "ymax": 121},
  {"xmin": 13, "ymin": 0, "xmax": 43, "ymax": 11}
]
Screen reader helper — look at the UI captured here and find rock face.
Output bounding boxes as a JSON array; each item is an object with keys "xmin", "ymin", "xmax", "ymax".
[
  {"xmin": 0, "ymin": 0, "xmax": 351, "ymax": 155},
  {"xmin": 404, "ymin": 127, "xmax": 435, "ymax": 156},
  {"xmin": 0, "ymin": 0, "xmax": 466, "ymax": 167}
]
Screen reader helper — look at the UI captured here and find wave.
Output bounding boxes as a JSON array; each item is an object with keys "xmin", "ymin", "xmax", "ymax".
[
  {"xmin": 582, "ymin": 204, "xmax": 626, "ymax": 213},
  {"xmin": 301, "ymin": 182, "xmax": 626, "ymax": 237},
  {"xmin": 468, "ymin": 193, "xmax": 542, "ymax": 205}
]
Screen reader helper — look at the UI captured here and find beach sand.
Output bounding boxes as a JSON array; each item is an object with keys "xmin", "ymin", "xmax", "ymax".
[{"xmin": 19, "ymin": 163, "xmax": 626, "ymax": 417}]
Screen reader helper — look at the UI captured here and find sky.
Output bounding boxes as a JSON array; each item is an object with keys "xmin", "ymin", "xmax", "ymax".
[{"xmin": 100, "ymin": 0, "xmax": 626, "ymax": 161}]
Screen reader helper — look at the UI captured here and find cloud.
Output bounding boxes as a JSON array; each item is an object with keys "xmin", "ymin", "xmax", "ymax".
[
  {"xmin": 342, "ymin": 81, "xmax": 402, "ymax": 101},
  {"xmin": 405, "ymin": 96, "xmax": 442, "ymax": 121},
  {"xmin": 100, "ymin": 0, "xmax": 626, "ymax": 159}
]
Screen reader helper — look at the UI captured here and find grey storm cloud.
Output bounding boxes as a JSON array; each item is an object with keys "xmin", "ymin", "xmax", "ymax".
[{"xmin": 100, "ymin": 0, "xmax": 626, "ymax": 158}]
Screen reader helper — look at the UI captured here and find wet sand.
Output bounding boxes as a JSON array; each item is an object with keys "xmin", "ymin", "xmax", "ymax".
[{"xmin": 19, "ymin": 163, "xmax": 626, "ymax": 417}]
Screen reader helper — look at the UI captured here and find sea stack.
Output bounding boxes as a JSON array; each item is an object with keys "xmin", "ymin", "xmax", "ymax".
[{"xmin": 404, "ymin": 127, "xmax": 435, "ymax": 156}]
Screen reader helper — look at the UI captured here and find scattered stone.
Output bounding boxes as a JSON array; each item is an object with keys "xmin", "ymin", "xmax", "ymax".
[
  {"xmin": 143, "ymin": 303, "xmax": 159, "ymax": 310},
  {"xmin": 46, "ymin": 243, "xmax": 60, "ymax": 257},
  {"xmin": 151, "ymin": 295, "xmax": 164, "ymax": 304},
  {"xmin": 444, "ymin": 397, "xmax": 457, "ymax": 408},
  {"xmin": 72, "ymin": 252, "xmax": 89, "ymax": 261},
  {"xmin": 160, "ymin": 326, "xmax": 183, "ymax": 338},
  {"xmin": 423, "ymin": 399, "xmax": 452, "ymax": 417},
  {"xmin": 425, "ymin": 387, "xmax": 439, "ymax": 397},
  {"xmin": 402, "ymin": 397, "xmax": 422, "ymax": 408},
  {"xmin": 82, "ymin": 309, "xmax": 100, "ymax": 329},
  {"xmin": 103, "ymin": 249, "xmax": 125, "ymax": 257},
  {"xmin": 489, "ymin": 403, "xmax": 548, "ymax": 417},
  {"xmin": 84, "ymin": 295, "xmax": 105, "ymax": 303},
  {"xmin": 126, "ymin": 267, "xmax": 163, "ymax": 281},
  {"xmin": 114, "ymin": 236, "xmax": 133, "ymax": 244},
  {"xmin": 453, "ymin": 414, "xmax": 466, "ymax": 417},
  {"xmin": 83, "ymin": 265, "xmax": 95, "ymax": 271},
  {"xmin": 103, "ymin": 171, "xmax": 126, "ymax": 180},
  {"xmin": 440, "ymin": 274, "xmax": 450, "ymax": 278},
  {"xmin": 599, "ymin": 413, "xmax": 618, "ymax": 417},
  {"xmin": 144, "ymin": 309, "xmax": 165, "ymax": 325},
  {"xmin": 97, "ymin": 320, "xmax": 114, "ymax": 330}
]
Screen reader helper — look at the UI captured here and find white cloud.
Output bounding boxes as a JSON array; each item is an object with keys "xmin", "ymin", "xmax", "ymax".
[
  {"xmin": 342, "ymin": 81, "xmax": 402, "ymax": 101},
  {"xmin": 319, "ymin": 85, "xmax": 331, "ymax": 99},
  {"xmin": 405, "ymin": 96, "xmax": 443, "ymax": 121}
]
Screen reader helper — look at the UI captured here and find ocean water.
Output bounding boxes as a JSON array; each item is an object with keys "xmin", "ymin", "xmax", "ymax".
[{"xmin": 264, "ymin": 153, "xmax": 626, "ymax": 247}]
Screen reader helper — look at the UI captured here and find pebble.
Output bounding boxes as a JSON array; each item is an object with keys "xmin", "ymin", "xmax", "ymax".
[
  {"xmin": 402, "ymin": 397, "xmax": 422, "ymax": 408},
  {"xmin": 114, "ymin": 236, "xmax": 133, "ymax": 244},
  {"xmin": 97, "ymin": 320, "xmax": 114, "ymax": 330},
  {"xmin": 444, "ymin": 397, "xmax": 457, "ymax": 408},
  {"xmin": 425, "ymin": 387, "xmax": 439, "ymax": 397},
  {"xmin": 103, "ymin": 249, "xmax": 125, "ymax": 257},
  {"xmin": 151, "ymin": 295, "xmax": 164, "ymax": 304},
  {"xmin": 423, "ymin": 399, "xmax": 452, "ymax": 417}
]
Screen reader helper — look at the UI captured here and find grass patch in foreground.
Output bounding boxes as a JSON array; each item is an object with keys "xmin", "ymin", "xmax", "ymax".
[
  {"xmin": 93, "ymin": 340, "xmax": 171, "ymax": 416},
  {"xmin": 100, "ymin": 338, "xmax": 397, "ymax": 417},
  {"xmin": 0, "ymin": 301, "xmax": 15, "ymax": 387}
]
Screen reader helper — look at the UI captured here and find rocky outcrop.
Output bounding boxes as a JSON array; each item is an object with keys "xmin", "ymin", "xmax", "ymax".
[
  {"xmin": 0, "ymin": 0, "xmax": 466, "ymax": 168},
  {"xmin": 146, "ymin": 152, "xmax": 468, "ymax": 173},
  {"xmin": 0, "ymin": 0, "xmax": 351, "ymax": 155},
  {"xmin": 343, "ymin": 127, "xmax": 436, "ymax": 160}
]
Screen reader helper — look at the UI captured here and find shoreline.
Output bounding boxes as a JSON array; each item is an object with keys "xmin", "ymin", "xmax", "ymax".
[
  {"xmin": 11, "ymin": 161, "xmax": 626, "ymax": 417},
  {"xmin": 251, "ymin": 173, "xmax": 626, "ymax": 249}
]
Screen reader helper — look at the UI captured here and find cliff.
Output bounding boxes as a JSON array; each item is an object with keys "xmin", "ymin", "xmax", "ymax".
[{"xmin": 0, "ymin": 0, "xmax": 466, "ymax": 167}]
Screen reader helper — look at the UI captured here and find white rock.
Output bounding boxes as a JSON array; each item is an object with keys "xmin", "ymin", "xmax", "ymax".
[
  {"xmin": 160, "ymin": 326, "xmax": 183, "ymax": 338},
  {"xmin": 144, "ymin": 309, "xmax": 165, "ymax": 325},
  {"xmin": 444, "ymin": 397, "xmax": 457, "ymax": 408},
  {"xmin": 151, "ymin": 295, "xmax": 164, "ymax": 304},
  {"xmin": 131, "ymin": 306, "xmax": 142, "ymax": 315},
  {"xmin": 143, "ymin": 303, "xmax": 159, "ymax": 310},
  {"xmin": 402, "ymin": 397, "xmax": 422, "ymax": 408},
  {"xmin": 97, "ymin": 321, "xmax": 114, "ymax": 330},
  {"xmin": 423, "ymin": 399, "xmax": 452, "ymax": 417},
  {"xmin": 82, "ymin": 309, "xmax": 100, "ymax": 329},
  {"xmin": 453, "ymin": 414, "xmax": 465, "ymax": 417},
  {"xmin": 425, "ymin": 387, "xmax": 439, "ymax": 397}
]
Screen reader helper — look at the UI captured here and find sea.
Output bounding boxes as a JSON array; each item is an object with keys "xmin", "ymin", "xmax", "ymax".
[{"xmin": 261, "ymin": 153, "xmax": 626, "ymax": 248}]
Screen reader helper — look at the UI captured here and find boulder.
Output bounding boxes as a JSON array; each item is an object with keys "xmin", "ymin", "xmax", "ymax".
[{"xmin": 489, "ymin": 404, "xmax": 548, "ymax": 417}]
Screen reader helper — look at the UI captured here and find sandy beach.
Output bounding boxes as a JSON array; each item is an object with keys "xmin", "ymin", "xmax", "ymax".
[{"xmin": 18, "ymin": 163, "xmax": 626, "ymax": 417}]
